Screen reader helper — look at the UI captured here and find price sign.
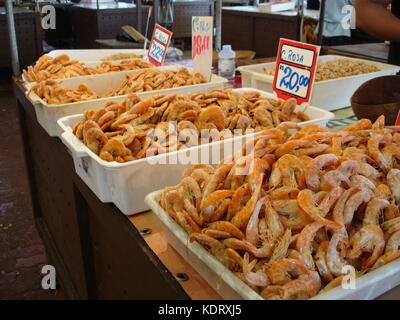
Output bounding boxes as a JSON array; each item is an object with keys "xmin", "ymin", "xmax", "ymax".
[
  {"xmin": 148, "ymin": 24, "xmax": 172, "ymax": 66},
  {"xmin": 273, "ymin": 38, "xmax": 320, "ymax": 105},
  {"xmin": 192, "ymin": 16, "xmax": 213, "ymax": 81}
]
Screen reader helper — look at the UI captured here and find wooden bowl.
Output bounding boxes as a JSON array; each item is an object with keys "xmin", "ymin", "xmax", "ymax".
[{"xmin": 351, "ymin": 75, "xmax": 400, "ymax": 125}]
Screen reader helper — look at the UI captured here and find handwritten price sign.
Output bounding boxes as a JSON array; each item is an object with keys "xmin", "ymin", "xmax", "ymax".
[
  {"xmin": 192, "ymin": 16, "xmax": 213, "ymax": 81},
  {"xmin": 148, "ymin": 24, "xmax": 172, "ymax": 66},
  {"xmin": 273, "ymin": 39, "xmax": 320, "ymax": 105}
]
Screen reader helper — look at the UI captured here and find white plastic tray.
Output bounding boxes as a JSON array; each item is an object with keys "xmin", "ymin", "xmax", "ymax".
[
  {"xmin": 237, "ymin": 55, "xmax": 400, "ymax": 111},
  {"xmin": 258, "ymin": 1, "xmax": 296, "ymax": 12},
  {"xmin": 27, "ymin": 65, "xmax": 228, "ymax": 137},
  {"xmin": 145, "ymin": 189, "xmax": 400, "ymax": 300},
  {"xmin": 57, "ymin": 88, "xmax": 334, "ymax": 215},
  {"xmin": 22, "ymin": 60, "xmax": 154, "ymax": 85},
  {"xmin": 44, "ymin": 49, "xmax": 147, "ymax": 62}
]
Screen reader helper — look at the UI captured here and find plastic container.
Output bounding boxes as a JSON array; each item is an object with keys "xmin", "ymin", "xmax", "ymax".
[
  {"xmin": 218, "ymin": 45, "xmax": 236, "ymax": 79},
  {"xmin": 44, "ymin": 49, "xmax": 147, "ymax": 62},
  {"xmin": 22, "ymin": 60, "xmax": 154, "ymax": 86},
  {"xmin": 57, "ymin": 88, "xmax": 334, "ymax": 215},
  {"xmin": 257, "ymin": 1, "xmax": 296, "ymax": 12},
  {"xmin": 26, "ymin": 65, "xmax": 228, "ymax": 137},
  {"xmin": 237, "ymin": 55, "xmax": 400, "ymax": 111},
  {"xmin": 145, "ymin": 189, "xmax": 400, "ymax": 300}
]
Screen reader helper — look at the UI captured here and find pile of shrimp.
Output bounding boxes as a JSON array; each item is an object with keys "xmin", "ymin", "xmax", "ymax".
[
  {"xmin": 263, "ymin": 59, "xmax": 379, "ymax": 82},
  {"xmin": 159, "ymin": 115, "xmax": 400, "ymax": 300},
  {"xmin": 72, "ymin": 90, "xmax": 310, "ymax": 162},
  {"xmin": 28, "ymin": 68, "xmax": 206, "ymax": 105},
  {"xmin": 23, "ymin": 54, "xmax": 152, "ymax": 83},
  {"xmin": 101, "ymin": 53, "xmax": 143, "ymax": 61}
]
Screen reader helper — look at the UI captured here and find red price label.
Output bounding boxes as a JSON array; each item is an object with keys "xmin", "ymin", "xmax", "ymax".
[
  {"xmin": 273, "ymin": 38, "xmax": 320, "ymax": 105},
  {"xmin": 396, "ymin": 111, "xmax": 400, "ymax": 125},
  {"xmin": 147, "ymin": 24, "xmax": 172, "ymax": 66},
  {"xmin": 192, "ymin": 34, "xmax": 211, "ymax": 60}
]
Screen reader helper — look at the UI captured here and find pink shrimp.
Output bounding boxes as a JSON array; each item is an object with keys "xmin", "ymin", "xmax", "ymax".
[
  {"xmin": 296, "ymin": 222, "xmax": 324, "ymax": 269},
  {"xmin": 347, "ymin": 224, "xmax": 385, "ymax": 269},
  {"xmin": 242, "ymin": 253, "xmax": 270, "ymax": 287},
  {"xmin": 297, "ymin": 189, "xmax": 341, "ymax": 230},
  {"xmin": 304, "ymin": 154, "xmax": 339, "ymax": 192},
  {"xmin": 327, "ymin": 232, "xmax": 348, "ymax": 276},
  {"xmin": 363, "ymin": 198, "xmax": 391, "ymax": 226}
]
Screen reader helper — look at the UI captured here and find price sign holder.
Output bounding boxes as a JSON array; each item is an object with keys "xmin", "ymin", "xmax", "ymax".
[
  {"xmin": 192, "ymin": 16, "xmax": 213, "ymax": 81},
  {"xmin": 273, "ymin": 38, "xmax": 320, "ymax": 105},
  {"xmin": 147, "ymin": 24, "xmax": 172, "ymax": 66}
]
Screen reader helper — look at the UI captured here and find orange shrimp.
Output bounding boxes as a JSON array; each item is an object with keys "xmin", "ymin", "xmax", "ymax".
[
  {"xmin": 281, "ymin": 271, "xmax": 321, "ymax": 300},
  {"xmin": 200, "ymin": 190, "xmax": 234, "ymax": 223},
  {"xmin": 332, "ymin": 186, "xmax": 361, "ymax": 230},
  {"xmin": 296, "ymin": 222, "xmax": 324, "ymax": 269},
  {"xmin": 314, "ymin": 241, "xmax": 334, "ymax": 282},
  {"xmin": 242, "ymin": 253, "xmax": 270, "ymax": 287},
  {"xmin": 387, "ymin": 169, "xmax": 400, "ymax": 204},
  {"xmin": 267, "ymin": 258, "xmax": 310, "ymax": 285},
  {"xmin": 297, "ymin": 190, "xmax": 341, "ymax": 230},
  {"xmin": 363, "ymin": 198, "xmax": 390, "ymax": 226},
  {"xmin": 327, "ymin": 233, "xmax": 348, "ymax": 276},
  {"xmin": 207, "ymin": 221, "xmax": 245, "ymax": 240},
  {"xmin": 277, "ymin": 154, "xmax": 306, "ymax": 189},
  {"xmin": 347, "ymin": 224, "xmax": 385, "ymax": 269},
  {"xmin": 231, "ymin": 174, "xmax": 263, "ymax": 229},
  {"xmin": 179, "ymin": 176, "xmax": 203, "ymax": 225},
  {"xmin": 304, "ymin": 154, "xmax": 339, "ymax": 192}
]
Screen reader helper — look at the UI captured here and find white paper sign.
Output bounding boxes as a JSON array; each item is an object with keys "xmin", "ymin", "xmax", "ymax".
[{"xmin": 192, "ymin": 16, "xmax": 213, "ymax": 81}]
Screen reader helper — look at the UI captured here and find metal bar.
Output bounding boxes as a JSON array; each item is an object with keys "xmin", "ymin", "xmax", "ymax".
[
  {"xmin": 5, "ymin": 0, "xmax": 20, "ymax": 76},
  {"xmin": 215, "ymin": 0, "xmax": 222, "ymax": 51},
  {"xmin": 137, "ymin": 0, "xmax": 143, "ymax": 34},
  {"xmin": 317, "ymin": 0, "xmax": 326, "ymax": 45}
]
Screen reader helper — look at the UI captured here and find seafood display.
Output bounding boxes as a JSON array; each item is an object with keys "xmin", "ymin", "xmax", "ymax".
[
  {"xmin": 72, "ymin": 90, "xmax": 310, "ymax": 162},
  {"xmin": 264, "ymin": 59, "xmax": 380, "ymax": 82},
  {"xmin": 159, "ymin": 115, "xmax": 400, "ymax": 300},
  {"xmin": 28, "ymin": 68, "xmax": 206, "ymax": 104},
  {"xmin": 23, "ymin": 54, "xmax": 152, "ymax": 83}
]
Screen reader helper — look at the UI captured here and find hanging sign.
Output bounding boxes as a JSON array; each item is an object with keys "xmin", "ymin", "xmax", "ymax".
[
  {"xmin": 148, "ymin": 24, "xmax": 172, "ymax": 66},
  {"xmin": 192, "ymin": 16, "xmax": 213, "ymax": 81},
  {"xmin": 273, "ymin": 38, "xmax": 320, "ymax": 105}
]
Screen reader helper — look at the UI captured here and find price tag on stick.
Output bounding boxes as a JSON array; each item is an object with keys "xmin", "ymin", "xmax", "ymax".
[
  {"xmin": 192, "ymin": 16, "xmax": 213, "ymax": 81},
  {"xmin": 273, "ymin": 38, "xmax": 320, "ymax": 105},
  {"xmin": 148, "ymin": 24, "xmax": 172, "ymax": 66}
]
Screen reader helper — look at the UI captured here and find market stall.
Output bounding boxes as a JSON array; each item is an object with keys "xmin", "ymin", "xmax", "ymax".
[
  {"xmin": 0, "ymin": 7, "xmax": 42, "ymax": 68},
  {"xmin": 13, "ymin": 76, "xmax": 400, "ymax": 298},
  {"xmin": 70, "ymin": 2, "xmax": 150, "ymax": 49},
  {"xmin": 221, "ymin": 6, "xmax": 319, "ymax": 58},
  {"xmin": 9, "ymin": 42, "xmax": 399, "ymax": 299}
]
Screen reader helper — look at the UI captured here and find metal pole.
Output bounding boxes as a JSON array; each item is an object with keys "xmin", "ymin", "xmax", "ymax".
[
  {"xmin": 317, "ymin": 0, "xmax": 326, "ymax": 45},
  {"xmin": 136, "ymin": 0, "xmax": 143, "ymax": 34},
  {"xmin": 215, "ymin": 0, "xmax": 222, "ymax": 51},
  {"xmin": 5, "ymin": 0, "xmax": 20, "ymax": 76}
]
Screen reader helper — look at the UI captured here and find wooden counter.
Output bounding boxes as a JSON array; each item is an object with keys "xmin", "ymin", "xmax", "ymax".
[
  {"xmin": 222, "ymin": 6, "xmax": 301, "ymax": 58},
  {"xmin": 0, "ymin": 7, "xmax": 43, "ymax": 68}
]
